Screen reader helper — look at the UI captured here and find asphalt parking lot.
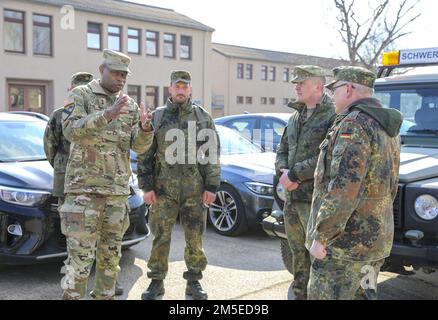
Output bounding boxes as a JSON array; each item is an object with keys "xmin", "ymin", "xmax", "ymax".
[{"xmin": 0, "ymin": 224, "xmax": 437, "ymax": 300}]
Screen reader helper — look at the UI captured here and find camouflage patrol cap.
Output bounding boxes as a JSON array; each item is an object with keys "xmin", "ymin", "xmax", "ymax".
[
  {"xmin": 325, "ymin": 66, "xmax": 377, "ymax": 90},
  {"xmin": 71, "ymin": 72, "xmax": 93, "ymax": 87},
  {"xmin": 171, "ymin": 70, "xmax": 191, "ymax": 85},
  {"xmin": 102, "ymin": 49, "xmax": 132, "ymax": 74},
  {"xmin": 290, "ymin": 65, "xmax": 326, "ymax": 83}
]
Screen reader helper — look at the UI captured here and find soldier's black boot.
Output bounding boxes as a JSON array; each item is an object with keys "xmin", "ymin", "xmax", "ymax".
[
  {"xmin": 115, "ymin": 281, "xmax": 124, "ymax": 296},
  {"xmin": 141, "ymin": 280, "xmax": 165, "ymax": 300},
  {"xmin": 186, "ymin": 281, "xmax": 208, "ymax": 300}
]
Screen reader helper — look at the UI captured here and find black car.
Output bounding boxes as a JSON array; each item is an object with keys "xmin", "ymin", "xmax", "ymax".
[
  {"xmin": 0, "ymin": 113, "xmax": 149, "ymax": 265},
  {"xmin": 215, "ymin": 113, "xmax": 291, "ymax": 152}
]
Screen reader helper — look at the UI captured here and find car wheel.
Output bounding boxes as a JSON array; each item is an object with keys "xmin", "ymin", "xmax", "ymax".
[
  {"xmin": 280, "ymin": 239, "xmax": 294, "ymax": 275},
  {"xmin": 208, "ymin": 184, "xmax": 248, "ymax": 237}
]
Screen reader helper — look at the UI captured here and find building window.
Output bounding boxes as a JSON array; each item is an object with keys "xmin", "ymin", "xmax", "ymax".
[
  {"xmin": 8, "ymin": 84, "xmax": 46, "ymax": 112},
  {"xmin": 146, "ymin": 31, "xmax": 159, "ymax": 57},
  {"xmin": 108, "ymin": 25, "xmax": 122, "ymax": 52},
  {"xmin": 87, "ymin": 22, "xmax": 102, "ymax": 50},
  {"xmin": 237, "ymin": 96, "xmax": 244, "ymax": 104},
  {"xmin": 261, "ymin": 66, "xmax": 268, "ymax": 81},
  {"xmin": 128, "ymin": 85, "xmax": 141, "ymax": 104},
  {"xmin": 246, "ymin": 97, "xmax": 253, "ymax": 105},
  {"xmin": 180, "ymin": 35, "xmax": 192, "ymax": 60},
  {"xmin": 269, "ymin": 97, "xmax": 276, "ymax": 105},
  {"xmin": 261, "ymin": 97, "xmax": 267, "ymax": 105},
  {"xmin": 246, "ymin": 64, "xmax": 253, "ymax": 80},
  {"xmin": 4, "ymin": 9, "xmax": 25, "ymax": 53},
  {"xmin": 237, "ymin": 63, "xmax": 244, "ymax": 79},
  {"xmin": 146, "ymin": 86, "xmax": 159, "ymax": 109},
  {"xmin": 128, "ymin": 28, "xmax": 140, "ymax": 54},
  {"xmin": 163, "ymin": 33, "xmax": 176, "ymax": 58},
  {"xmin": 283, "ymin": 68, "xmax": 290, "ymax": 82},
  {"xmin": 163, "ymin": 86, "xmax": 170, "ymax": 104},
  {"xmin": 33, "ymin": 14, "xmax": 52, "ymax": 56},
  {"xmin": 283, "ymin": 98, "xmax": 289, "ymax": 106},
  {"xmin": 269, "ymin": 67, "xmax": 276, "ymax": 81}
]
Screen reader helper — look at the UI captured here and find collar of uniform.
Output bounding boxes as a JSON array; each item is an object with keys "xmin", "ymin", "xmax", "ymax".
[
  {"xmin": 344, "ymin": 97, "xmax": 382, "ymax": 115},
  {"xmin": 288, "ymin": 92, "xmax": 328, "ymax": 113},
  {"xmin": 89, "ymin": 79, "xmax": 119, "ymax": 98},
  {"xmin": 166, "ymin": 98, "xmax": 193, "ymax": 113}
]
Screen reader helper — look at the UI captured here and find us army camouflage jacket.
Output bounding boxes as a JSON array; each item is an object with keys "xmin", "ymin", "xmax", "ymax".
[
  {"xmin": 275, "ymin": 93, "xmax": 336, "ymax": 202},
  {"xmin": 44, "ymin": 107, "xmax": 71, "ymax": 197},
  {"xmin": 62, "ymin": 79, "xmax": 153, "ymax": 196},
  {"xmin": 137, "ymin": 98, "xmax": 221, "ymax": 199},
  {"xmin": 306, "ymin": 98, "xmax": 403, "ymax": 262}
]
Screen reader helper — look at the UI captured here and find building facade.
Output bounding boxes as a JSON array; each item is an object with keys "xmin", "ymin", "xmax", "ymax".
[
  {"xmin": 211, "ymin": 43, "xmax": 345, "ymax": 117},
  {"xmin": 1, "ymin": 0, "xmax": 214, "ymax": 115}
]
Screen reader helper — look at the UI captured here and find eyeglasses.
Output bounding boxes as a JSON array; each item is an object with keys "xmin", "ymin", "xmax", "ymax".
[{"xmin": 329, "ymin": 83, "xmax": 349, "ymax": 94}]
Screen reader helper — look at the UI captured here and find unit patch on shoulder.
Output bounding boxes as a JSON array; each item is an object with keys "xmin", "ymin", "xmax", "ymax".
[{"xmin": 62, "ymin": 102, "xmax": 75, "ymax": 121}]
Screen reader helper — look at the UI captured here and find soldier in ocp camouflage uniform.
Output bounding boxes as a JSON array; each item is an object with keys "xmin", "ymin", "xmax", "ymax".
[
  {"xmin": 275, "ymin": 66, "xmax": 336, "ymax": 300},
  {"xmin": 44, "ymin": 72, "xmax": 125, "ymax": 296},
  {"xmin": 60, "ymin": 49, "xmax": 154, "ymax": 300},
  {"xmin": 44, "ymin": 72, "xmax": 94, "ymax": 207},
  {"xmin": 306, "ymin": 66, "xmax": 403, "ymax": 300},
  {"xmin": 138, "ymin": 71, "xmax": 220, "ymax": 300}
]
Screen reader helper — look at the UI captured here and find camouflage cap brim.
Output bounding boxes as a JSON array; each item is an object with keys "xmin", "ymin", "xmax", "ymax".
[
  {"xmin": 71, "ymin": 72, "xmax": 94, "ymax": 86},
  {"xmin": 290, "ymin": 65, "xmax": 325, "ymax": 84},
  {"xmin": 104, "ymin": 63, "xmax": 132, "ymax": 75},
  {"xmin": 290, "ymin": 75, "xmax": 311, "ymax": 84},
  {"xmin": 325, "ymin": 80, "xmax": 339, "ymax": 91},
  {"xmin": 171, "ymin": 78, "xmax": 191, "ymax": 85},
  {"xmin": 171, "ymin": 70, "xmax": 191, "ymax": 84}
]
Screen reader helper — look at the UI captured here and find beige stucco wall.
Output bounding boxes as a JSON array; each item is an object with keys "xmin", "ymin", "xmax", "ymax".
[
  {"xmin": 211, "ymin": 49, "xmax": 229, "ymax": 118},
  {"xmin": 211, "ymin": 50, "xmax": 298, "ymax": 117},
  {"xmin": 0, "ymin": 0, "xmax": 212, "ymax": 114}
]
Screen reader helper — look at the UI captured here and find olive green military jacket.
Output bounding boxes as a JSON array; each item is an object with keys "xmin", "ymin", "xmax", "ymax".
[
  {"xmin": 44, "ymin": 107, "xmax": 71, "ymax": 197},
  {"xmin": 275, "ymin": 93, "xmax": 336, "ymax": 203},
  {"xmin": 137, "ymin": 99, "xmax": 221, "ymax": 200},
  {"xmin": 306, "ymin": 98, "xmax": 403, "ymax": 262},
  {"xmin": 62, "ymin": 79, "xmax": 153, "ymax": 196}
]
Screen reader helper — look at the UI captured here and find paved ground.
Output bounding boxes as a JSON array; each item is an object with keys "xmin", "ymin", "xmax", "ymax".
[{"xmin": 1, "ymin": 224, "xmax": 437, "ymax": 300}]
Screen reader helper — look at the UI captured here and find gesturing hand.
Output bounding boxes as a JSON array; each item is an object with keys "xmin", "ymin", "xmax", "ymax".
[
  {"xmin": 104, "ymin": 94, "xmax": 130, "ymax": 122},
  {"xmin": 140, "ymin": 102, "xmax": 153, "ymax": 132}
]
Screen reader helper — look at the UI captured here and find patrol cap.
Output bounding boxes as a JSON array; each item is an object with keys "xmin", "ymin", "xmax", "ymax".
[
  {"xmin": 290, "ymin": 65, "xmax": 326, "ymax": 83},
  {"xmin": 325, "ymin": 66, "xmax": 377, "ymax": 90},
  {"xmin": 102, "ymin": 49, "xmax": 132, "ymax": 74},
  {"xmin": 71, "ymin": 72, "xmax": 94, "ymax": 87},
  {"xmin": 171, "ymin": 70, "xmax": 191, "ymax": 85}
]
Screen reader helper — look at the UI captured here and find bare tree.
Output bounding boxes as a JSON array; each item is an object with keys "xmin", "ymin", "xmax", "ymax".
[{"xmin": 334, "ymin": 0, "xmax": 422, "ymax": 68}]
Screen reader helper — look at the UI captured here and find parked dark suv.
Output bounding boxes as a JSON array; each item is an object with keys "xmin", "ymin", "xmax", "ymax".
[
  {"xmin": 0, "ymin": 113, "xmax": 149, "ymax": 265},
  {"xmin": 264, "ymin": 48, "xmax": 438, "ymax": 275}
]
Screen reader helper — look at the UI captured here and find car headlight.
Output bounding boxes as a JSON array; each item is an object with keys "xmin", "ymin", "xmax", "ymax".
[
  {"xmin": 415, "ymin": 195, "xmax": 438, "ymax": 221},
  {"xmin": 129, "ymin": 174, "xmax": 144, "ymax": 198},
  {"xmin": 0, "ymin": 186, "xmax": 51, "ymax": 207},
  {"xmin": 276, "ymin": 183, "xmax": 287, "ymax": 202},
  {"xmin": 244, "ymin": 182, "xmax": 274, "ymax": 196}
]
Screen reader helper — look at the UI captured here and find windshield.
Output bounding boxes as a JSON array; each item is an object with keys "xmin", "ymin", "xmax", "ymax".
[
  {"xmin": 374, "ymin": 87, "xmax": 438, "ymax": 135},
  {"xmin": 217, "ymin": 126, "xmax": 263, "ymax": 155},
  {"xmin": 0, "ymin": 120, "xmax": 47, "ymax": 162}
]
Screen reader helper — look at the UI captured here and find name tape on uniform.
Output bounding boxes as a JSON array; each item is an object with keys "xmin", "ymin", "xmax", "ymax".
[{"xmin": 399, "ymin": 48, "xmax": 438, "ymax": 65}]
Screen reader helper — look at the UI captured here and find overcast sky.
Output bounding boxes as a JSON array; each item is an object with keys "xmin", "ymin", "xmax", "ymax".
[{"xmin": 131, "ymin": 0, "xmax": 437, "ymax": 60}]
